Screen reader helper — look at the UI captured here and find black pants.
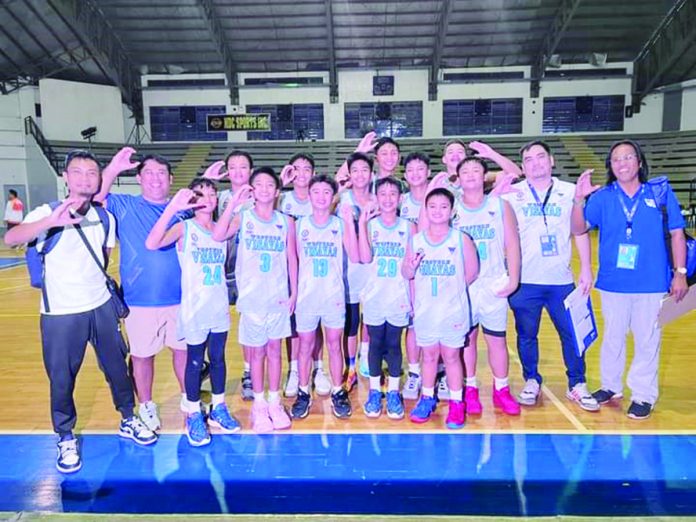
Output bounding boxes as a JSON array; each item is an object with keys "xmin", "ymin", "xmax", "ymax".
[
  {"xmin": 40, "ymin": 299, "xmax": 135, "ymax": 436},
  {"xmin": 367, "ymin": 322, "xmax": 403, "ymax": 378},
  {"xmin": 185, "ymin": 331, "xmax": 228, "ymax": 402}
]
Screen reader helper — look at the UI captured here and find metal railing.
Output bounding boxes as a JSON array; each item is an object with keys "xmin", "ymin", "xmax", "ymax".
[{"xmin": 24, "ymin": 116, "xmax": 62, "ymax": 175}]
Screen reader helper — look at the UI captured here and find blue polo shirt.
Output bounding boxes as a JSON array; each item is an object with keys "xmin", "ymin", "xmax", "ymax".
[
  {"xmin": 106, "ymin": 194, "xmax": 184, "ymax": 306},
  {"xmin": 584, "ymin": 181, "xmax": 685, "ymax": 293}
]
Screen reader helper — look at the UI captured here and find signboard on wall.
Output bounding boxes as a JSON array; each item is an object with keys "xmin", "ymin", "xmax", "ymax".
[{"xmin": 207, "ymin": 114, "xmax": 271, "ymax": 132}]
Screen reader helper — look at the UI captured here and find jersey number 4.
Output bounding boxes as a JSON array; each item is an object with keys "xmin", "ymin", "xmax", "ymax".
[{"xmin": 203, "ymin": 265, "xmax": 222, "ymax": 286}]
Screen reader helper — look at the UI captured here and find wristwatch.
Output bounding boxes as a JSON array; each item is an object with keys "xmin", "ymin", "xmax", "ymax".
[{"xmin": 675, "ymin": 267, "xmax": 687, "ymax": 275}]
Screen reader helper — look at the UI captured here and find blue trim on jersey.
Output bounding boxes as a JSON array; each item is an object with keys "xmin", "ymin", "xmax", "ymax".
[
  {"xmin": 308, "ymin": 214, "xmax": 335, "ymax": 230},
  {"xmin": 376, "ymin": 216, "xmax": 401, "ymax": 230},
  {"xmin": 422, "ymin": 227, "xmax": 453, "ymax": 248},
  {"xmin": 457, "ymin": 195, "xmax": 488, "ymax": 214}
]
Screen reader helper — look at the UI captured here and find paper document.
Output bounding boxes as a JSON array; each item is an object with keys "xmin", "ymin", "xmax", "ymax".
[
  {"xmin": 563, "ymin": 287, "xmax": 598, "ymax": 357},
  {"xmin": 658, "ymin": 285, "xmax": 696, "ymax": 327}
]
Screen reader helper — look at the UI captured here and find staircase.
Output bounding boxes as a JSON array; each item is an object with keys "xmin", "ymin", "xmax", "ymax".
[
  {"xmin": 560, "ymin": 136, "xmax": 605, "ymax": 184},
  {"xmin": 170, "ymin": 144, "xmax": 213, "ymax": 194}
]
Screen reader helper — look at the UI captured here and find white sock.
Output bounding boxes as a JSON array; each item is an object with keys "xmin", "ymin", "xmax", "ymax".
[
  {"xmin": 299, "ymin": 385, "xmax": 310, "ymax": 394},
  {"xmin": 243, "ymin": 362, "xmax": 251, "ymax": 372},
  {"xmin": 466, "ymin": 377, "xmax": 478, "ymax": 388},
  {"xmin": 408, "ymin": 363, "xmax": 420, "ymax": 376},
  {"xmin": 494, "ymin": 376, "xmax": 509, "ymax": 391},
  {"xmin": 268, "ymin": 391, "xmax": 280, "ymax": 404},
  {"xmin": 450, "ymin": 388, "xmax": 463, "ymax": 401},
  {"xmin": 369, "ymin": 376, "xmax": 381, "ymax": 390},
  {"xmin": 211, "ymin": 393, "xmax": 225, "ymax": 407},
  {"xmin": 331, "ymin": 386, "xmax": 343, "ymax": 395},
  {"xmin": 388, "ymin": 376, "xmax": 400, "ymax": 392},
  {"xmin": 180, "ymin": 392, "xmax": 186, "ymax": 403},
  {"xmin": 290, "ymin": 360, "xmax": 298, "ymax": 372},
  {"xmin": 314, "ymin": 359, "xmax": 323, "ymax": 370},
  {"xmin": 187, "ymin": 399, "xmax": 200, "ymax": 414},
  {"xmin": 422, "ymin": 387, "xmax": 435, "ymax": 398},
  {"xmin": 253, "ymin": 392, "xmax": 265, "ymax": 402}
]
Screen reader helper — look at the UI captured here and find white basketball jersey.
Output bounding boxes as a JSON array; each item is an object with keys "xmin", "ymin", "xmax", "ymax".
[
  {"xmin": 452, "ymin": 196, "xmax": 506, "ymax": 281},
  {"xmin": 399, "ymin": 192, "xmax": 422, "ymax": 224},
  {"xmin": 339, "ymin": 190, "xmax": 370, "ymax": 303},
  {"xmin": 503, "ymin": 178, "xmax": 574, "ymax": 285},
  {"xmin": 177, "ymin": 220, "xmax": 230, "ymax": 335},
  {"xmin": 412, "ymin": 229, "xmax": 472, "ymax": 337},
  {"xmin": 279, "ymin": 191, "xmax": 312, "ymax": 219},
  {"xmin": 296, "ymin": 215, "xmax": 345, "ymax": 315},
  {"xmin": 360, "ymin": 217, "xmax": 412, "ymax": 326},
  {"xmin": 235, "ymin": 209, "xmax": 290, "ymax": 313}
]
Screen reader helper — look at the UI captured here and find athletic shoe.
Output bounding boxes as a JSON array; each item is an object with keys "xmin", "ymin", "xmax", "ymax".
[
  {"xmin": 566, "ymin": 383, "xmax": 600, "ymax": 412},
  {"xmin": 138, "ymin": 401, "xmax": 161, "ymax": 432},
  {"xmin": 268, "ymin": 401, "xmax": 292, "ymax": 430},
  {"xmin": 386, "ymin": 391, "xmax": 405, "ymax": 420},
  {"xmin": 627, "ymin": 401, "xmax": 653, "ymax": 420},
  {"xmin": 284, "ymin": 369, "xmax": 299, "ymax": 398},
  {"xmin": 331, "ymin": 388, "xmax": 352, "ymax": 418},
  {"xmin": 208, "ymin": 404, "xmax": 241, "ymax": 433},
  {"xmin": 446, "ymin": 400, "xmax": 466, "ymax": 429},
  {"xmin": 250, "ymin": 399, "xmax": 274, "ymax": 434},
  {"xmin": 363, "ymin": 389, "xmax": 383, "ymax": 418},
  {"xmin": 592, "ymin": 388, "xmax": 623, "ymax": 404},
  {"xmin": 56, "ymin": 437, "xmax": 81, "ymax": 474},
  {"xmin": 291, "ymin": 389, "xmax": 312, "ymax": 419},
  {"xmin": 119, "ymin": 416, "xmax": 158, "ymax": 446},
  {"xmin": 464, "ymin": 386, "xmax": 482, "ymax": 415},
  {"xmin": 410, "ymin": 395, "xmax": 437, "ymax": 423},
  {"xmin": 518, "ymin": 379, "xmax": 541, "ymax": 406},
  {"xmin": 436, "ymin": 374, "xmax": 450, "ymax": 400},
  {"xmin": 402, "ymin": 372, "xmax": 422, "ymax": 400},
  {"xmin": 241, "ymin": 371, "xmax": 254, "ymax": 401},
  {"xmin": 358, "ymin": 352, "xmax": 370, "ymax": 378},
  {"xmin": 186, "ymin": 411, "xmax": 211, "ymax": 447},
  {"xmin": 313, "ymin": 367, "xmax": 332, "ymax": 396},
  {"xmin": 345, "ymin": 368, "xmax": 358, "ymax": 393},
  {"xmin": 492, "ymin": 386, "xmax": 521, "ymax": 416}
]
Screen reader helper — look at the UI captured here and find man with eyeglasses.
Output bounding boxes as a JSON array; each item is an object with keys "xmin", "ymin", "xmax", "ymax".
[
  {"xmin": 4, "ymin": 150, "xmax": 157, "ymax": 474},
  {"xmin": 571, "ymin": 140, "xmax": 688, "ymax": 420}
]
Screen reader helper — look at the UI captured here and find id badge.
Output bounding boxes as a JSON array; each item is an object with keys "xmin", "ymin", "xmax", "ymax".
[
  {"xmin": 616, "ymin": 243, "xmax": 639, "ymax": 270},
  {"xmin": 540, "ymin": 234, "xmax": 559, "ymax": 257}
]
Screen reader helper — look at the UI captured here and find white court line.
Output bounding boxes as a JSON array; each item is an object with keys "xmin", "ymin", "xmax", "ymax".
[{"xmin": 540, "ymin": 384, "xmax": 588, "ymax": 432}]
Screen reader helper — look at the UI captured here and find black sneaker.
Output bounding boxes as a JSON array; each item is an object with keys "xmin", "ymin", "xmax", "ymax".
[
  {"xmin": 241, "ymin": 371, "xmax": 253, "ymax": 401},
  {"xmin": 56, "ymin": 436, "xmax": 82, "ymax": 474},
  {"xmin": 291, "ymin": 389, "xmax": 312, "ymax": 419},
  {"xmin": 592, "ymin": 388, "xmax": 623, "ymax": 404},
  {"xmin": 627, "ymin": 401, "xmax": 653, "ymax": 420},
  {"xmin": 331, "ymin": 388, "xmax": 352, "ymax": 419}
]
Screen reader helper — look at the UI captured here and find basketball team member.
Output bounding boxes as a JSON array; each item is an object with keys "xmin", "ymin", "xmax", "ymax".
[
  {"xmin": 146, "ymin": 179, "xmax": 246, "ymax": 446},
  {"xmin": 278, "ymin": 153, "xmax": 330, "ymax": 398},
  {"xmin": 502, "ymin": 141, "xmax": 598, "ymax": 411},
  {"xmin": 337, "ymin": 152, "xmax": 376, "ymax": 390},
  {"xmin": 7, "ymin": 150, "xmax": 156, "ymax": 473},
  {"xmin": 291, "ymin": 175, "xmax": 359, "ymax": 419},
  {"xmin": 213, "ymin": 167, "xmax": 297, "ymax": 433},
  {"xmin": 203, "ymin": 151, "xmax": 256, "ymax": 401},
  {"xmin": 403, "ymin": 188, "xmax": 479, "ymax": 429},
  {"xmin": 399, "ymin": 152, "xmax": 430, "ymax": 400},
  {"xmin": 358, "ymin": 177, "xmax": 415, "ymax": 419},
  {"xmin": 452, "ymin": 157, "xmax": 521, "ymax": 416},
  {"xmin": 95, "ymin": 149, "xmax": 188, "ymax": 431}
]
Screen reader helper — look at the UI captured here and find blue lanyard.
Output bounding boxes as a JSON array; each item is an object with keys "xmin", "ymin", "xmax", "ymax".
[
  {"xmin": 528, "ymin": 180, "xmax": 553, "ymax": 231},
  {"xmin": 616, "ymin": 183, "xmax": 642, "ymax": 240}
]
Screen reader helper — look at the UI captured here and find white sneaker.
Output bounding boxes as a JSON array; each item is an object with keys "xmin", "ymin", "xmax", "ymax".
[
  {"xmin": 56, "ymin": 438, "xmax": 81, "ymax": 473},
  {"xmin": 436, "ymin": 374, "xmax": 449, "ymax": 400},
  {"xmin": 284, "ymin": 369, "xmax": 300, "ymax": 398},
  {"xmin": 313, "ymin": 367, "xmax": 331, "ymax": 396},
  {"xmin": 566, "ymin": 383, "xmax": 600, "ymax": 412},
  {"xmin": 138, "ymin": 401, "xmax": 161, "ymax": 431},
  {"xmin": 518, "ymin": 379, "xmax": 541, "ymax": 406},
  {"xmin": 402, "ymin": 372, "xmax": 422, "ymax": 400}
]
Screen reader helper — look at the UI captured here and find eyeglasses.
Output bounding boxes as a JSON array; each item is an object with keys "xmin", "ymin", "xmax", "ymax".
[{"xmin": 610, "ymin": 154, "xmax": 637, "ymax": 163}]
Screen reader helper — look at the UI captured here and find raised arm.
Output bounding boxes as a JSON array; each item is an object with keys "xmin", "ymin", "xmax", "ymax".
[
  {"xmin": 212, "ymin": 185, "xmax": 251, "ymax": 241},
  {"xmin": 94, "ymin": 147, "xmax": 141, "ymax": 205},
  {"xmin": 416, "ymin": 171, "xmax": 450, "ymax": 232},
  {"xmin": 571, "ymin": 170, "xmax": 600, "ymax": 236},
  {"xmin": 145, "ymin": 189, "xmax": 198, "ymax": 250},
  {"xmin": 335, "ymin": 132, "xmax": 378, "ymax": 187},
  {"xmin": 357, "ymin": 202, "xmax": 380, "ymax": 263},
  {"xmin": 4, "ymin": 198, "xmax": 83, "ymax": 246},
  {"xmin": 469, "ymin": 141, "xmax": 522, "ymax": 180},
  {"xmin": 401, "ymin": 242, "xmax": 424, "ymax": 280}
]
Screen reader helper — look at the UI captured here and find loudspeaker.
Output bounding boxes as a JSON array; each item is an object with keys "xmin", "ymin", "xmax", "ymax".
[{"xmin": 376, "ymin": 102, "xmax": 391, "ymax": 120}]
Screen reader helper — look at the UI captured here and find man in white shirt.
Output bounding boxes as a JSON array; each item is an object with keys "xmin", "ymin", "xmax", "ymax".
[
  {"xmin": 503, "ymin": 141, "xmax": 598, "ymax": 411},
  {"xmin": 4, "ymin": 150, "xmax": 156, "ymax": 475}
]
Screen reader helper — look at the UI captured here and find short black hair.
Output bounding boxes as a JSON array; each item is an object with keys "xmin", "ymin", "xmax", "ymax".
[
  {"xmin": 65, "ymin": 149, "xmax": 101, "ymax": 171},
  {"xmin": 309, "ymin": 174, "xmax": 338, "ymax": 194},
  {"xmin": 404, "ymin": 151, "xmax": 430, "ymax": 169},
  {"xmin": 188, "ymin": 177, "xmax": 218, "ymax": 192},
  {"xmin": 250, "ymin": 166, "xmax": 280, "ymax": 189},
  {"xmin": 375, "ymin": 137, "xmax": 400, "ymax": 153},
  {"xmin": 225, "ymin": 150, "xmax": 254, "ymax": 169},
  {"xmin": 137, "ymin": 154, "xmax": 171, "ymax": 175},
  {"xmin": 443, "ymin": 139, "xmax": 467, "ymax": 153},
  {"xmin": 425, "ymin": 187, "xmax": 454, "ymax": 207},
  {"xmin": 8, "ymin": 189, "xmax": 18, "ymax": 198},
  {"xmin": 519, "ymin": 140, "xmax": 551, "ymax": 159},
  {"xmin": 375, "ymin": 176, "xmax": 403, "ymax": 194},
  {"xmin": 289, "ymin": 152, "xmax": 315, "ymax": 170},
  {"xmin": 347, "ymin": 152, "xmax": 374, "ymax": 172},
  {"xmin": 457, "ymin": 157, "xmax": 489, "ymax": 175}
]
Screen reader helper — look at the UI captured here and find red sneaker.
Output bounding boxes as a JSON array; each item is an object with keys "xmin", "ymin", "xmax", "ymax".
[
  {"xmin": 445, "ymin": 400, "xmax": 466, "ymax": 429},
  {"xmin": 464, "ymin": 386, "xmax": 482, "ymax": 415},
  {"xmin": 493, "ymin": 386, "xmax": 521, "ymax": 416}
]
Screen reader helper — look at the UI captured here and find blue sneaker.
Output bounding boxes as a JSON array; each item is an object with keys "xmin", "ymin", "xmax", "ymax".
[
  {"xmin": 186, "ymin": 411, "xmax": 211, "ymax": 446},
  {"xmin": 386, "ymin": 391, "xmax": 405, "ymax": 420},
  {"xmin": 56, "ymin": 436, "xmax": 81, "ymax": 474},
  {"xmin": 119, "ymin": 416, "xmax": 158, "ymax": 446},
  {"xmin": 409, "ymin": 395, "xmax": 437, "ymax": 424},
  {"xmin": 331, "ymin": 388, "xmax": 352, "ymax": 419},
  {"xmin": 363, "ymin": 389, "xmax": 383, "ymax": 418},
  {"xmin": 208, "ymin": 404, "xmax": 241, "ymax": 434}
]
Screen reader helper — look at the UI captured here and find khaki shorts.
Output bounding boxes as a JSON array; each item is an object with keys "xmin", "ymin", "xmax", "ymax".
[{"xmin": 124, "ymin": 305, "xmax": 186, "ymax": 357}]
